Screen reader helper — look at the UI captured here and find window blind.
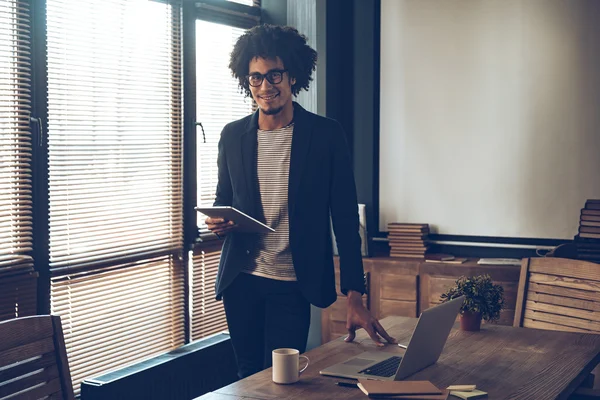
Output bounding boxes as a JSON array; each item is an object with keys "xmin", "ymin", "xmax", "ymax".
[
  {"xmin": 51, "ymin": 255, "xmax": 184, "ymax": 393},
  {"xmin": 46, "ymin": 0, "xmax": 184, "ymax": 394},
  {"xmin": 46, "ymin": 0, "xmax": 183, "ymax": 270},
  {"xmin": 196, "ymin": 20, "xmax": 254, "ymax": 233},
  {"xmin": 191, "ymin": 244, "xmax": 227, "ymax": 340},
  {"xmin": 0, "ymin": 0, "xmax": 33, "ymax": 273},
  {"xmin": 0, "ymin": 0, "xmax": 36, "ymax": 322}
]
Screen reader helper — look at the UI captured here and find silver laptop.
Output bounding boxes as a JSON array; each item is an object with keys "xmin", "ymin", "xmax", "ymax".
[{"xmin": 319, "ymin": 295, "xmax": 465, "ymax": 381}]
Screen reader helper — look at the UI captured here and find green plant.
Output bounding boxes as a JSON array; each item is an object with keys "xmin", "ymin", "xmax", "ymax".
[{"xmin": 440, "ymin": 274, "xmax": 505, "ymax": 323}]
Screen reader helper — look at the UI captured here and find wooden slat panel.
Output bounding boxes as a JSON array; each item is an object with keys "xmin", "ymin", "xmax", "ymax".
[
  {"xmin": 525, "ymin": 300, "xmax": 600, "ymax": 327},
  {"xmin": 0, "ymin": 337, "xmax": 55, "ymax": 369},
  {"xmin": 0, "ymin": 364, "xmax": 59, "ymax": 398},
  {"xmin": 380, "ymin": 274, "xmax": 416, "ymax": 301},
  {"xmin": 529, "ymin": 282, "xmax": 600, "ymax": 303},
  {"xmin": 523, "ymin": 308, "xmax": 600, "ymax": 332},
  {"xmin": 523, "ymin": 318, "xmax": 590, "ymax": 333},
  {"xmin": 379, "ymin": 300, "xmax": 417, "ymax": 318},
  {"xmin": 0, "ymin": 352, "xmax": 55, "ymax": 384},
  {"xmin": 530, "ymin": 273, "xmax": 600, "ymax": 293},
  {"xmin": 10, "ymin": 378, "xmax": 61, "ymax": 400},
  {"xmin": 0, "ymin": 316, "xmax": 53, "ymax": 353},
  {"xmin": 529, "ymin": 258, "xmax": 600, "ymax": 282},
  {"xmin": 527, "ymin": 291, "xmax": 600, "ymax": 312}
]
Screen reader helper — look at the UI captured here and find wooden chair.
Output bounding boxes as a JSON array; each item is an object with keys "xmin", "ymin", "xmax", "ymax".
[
  {"xmin": 514, "ymin": 257, "xmax": 600, "ymax": 399},
  {"xmin": 0, "ymin": 315, "xmax": 75, "ymax": 400}
]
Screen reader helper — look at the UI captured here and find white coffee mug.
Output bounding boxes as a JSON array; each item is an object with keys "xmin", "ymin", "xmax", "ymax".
[{"xmin": 272, "ymin": 348, "xmax": 309, "ymax": 384}]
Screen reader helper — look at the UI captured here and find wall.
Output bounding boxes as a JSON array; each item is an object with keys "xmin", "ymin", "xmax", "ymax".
[{"xmin": 379, "ymin": 0, "xmax": 600, "ymax": 240}]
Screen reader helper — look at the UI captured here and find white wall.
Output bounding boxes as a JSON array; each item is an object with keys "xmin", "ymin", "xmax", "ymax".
[{"xmin": 380, "ymin": 0, "xmax": 600, "ymax": 240}]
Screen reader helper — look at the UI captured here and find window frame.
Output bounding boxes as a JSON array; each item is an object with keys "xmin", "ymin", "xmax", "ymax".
[{"xmin": 182, "ymin": 0, "xmax": 261, "ymax": 251}]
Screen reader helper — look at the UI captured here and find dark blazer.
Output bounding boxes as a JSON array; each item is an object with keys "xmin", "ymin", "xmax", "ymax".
[{"xmin": 213, "ymin": 102, "xmax": 365, "ymax": 308}]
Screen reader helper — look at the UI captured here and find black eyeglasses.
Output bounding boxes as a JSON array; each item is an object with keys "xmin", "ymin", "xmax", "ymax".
[{"xmin": 246, "ymin": 69, "xmax": 288, "ymax": 87}]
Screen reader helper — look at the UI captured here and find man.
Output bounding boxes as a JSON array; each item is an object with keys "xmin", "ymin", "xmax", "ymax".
[{"xmin": 206, "ymin": 24, "xmax": 395, "ymax": 379}]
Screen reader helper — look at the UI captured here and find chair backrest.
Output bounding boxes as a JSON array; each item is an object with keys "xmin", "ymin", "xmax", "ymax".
[
  {"xmin": 514, "ymin": 257, "xmax": 600, "ymax": 333},
  {"xmin": 0, "ymin": 315, "xmax": 75, "ymax": 400}
]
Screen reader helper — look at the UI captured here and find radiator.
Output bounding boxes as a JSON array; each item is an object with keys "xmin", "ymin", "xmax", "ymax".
[{"xmin": 80, "ymin": 333, "xmax": 238, "ymax": 400}]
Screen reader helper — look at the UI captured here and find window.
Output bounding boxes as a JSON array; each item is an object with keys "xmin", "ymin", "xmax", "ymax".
[
  {"xmin": 190, "ymin": 2, "xmax": 259, "ymax": 341},
  {"xmin": 0, "ymin": 0, "xmax": 37, "ymax": 321},
  {"xmin": 196, "ymin": 20, "xmax": 254, "ymax": 231},
  {"xmin": 1, "ymin": 0, "xmax": 263, "ymax": 392},
  {"xmin": 46, "ymin": 0, "xmax": 184, "ymax": 393}
]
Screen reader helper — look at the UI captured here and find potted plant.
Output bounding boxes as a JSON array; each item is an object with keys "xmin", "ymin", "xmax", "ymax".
[{"xmin": 440, "ymin": 274, "xmax": 505, "ymax": 331}]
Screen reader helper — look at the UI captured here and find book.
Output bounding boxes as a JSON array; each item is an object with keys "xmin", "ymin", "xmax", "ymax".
[
  {"xmin": 357, "ymin": 379, "xmax": 442, "ymax": 397},
  {"xmin": 425, "ymin": 254, "xmax": 455, "ymax": 261},
  {"xmin": 585, "ymin": 200, "xmax": 600, "ymax": 210},
  {"xmin": 581, "ymin": 220, "xmax": 600, "ymax": 227},
  {"xmin": 580, "ymin": 232, "xmax": 600, "ymax": 239},
  {"xmin": 390, "ymin": 253, "xmax": 427, "ymax": 259},
  {"xmin": 580, "ymin": 226, "xmax": 600, "ymax": 234},
  {"xmin": 388, "ymin": 235, "xmax": 429, "ymax": 241},
  {"xmin": 449, "ymin": 389, "xmax": 488, "ymax": 399},
  {"xmin": 477, "ymin": 258, "xmax": 521, "ymax": 266},
  {"xmin": 582, "ymin": 209, "xmax": 600, "ymax": 216},
  {"xmin": 581, "ymin": 214, "xmax": 600, "ymax": 222},
  {"xmin": 425, "ymin": 258, "xmax": 467, "ymax": 264},
  {"xmin": 388, "ymin": 223, "xmax": 430, "ymax": 227}
]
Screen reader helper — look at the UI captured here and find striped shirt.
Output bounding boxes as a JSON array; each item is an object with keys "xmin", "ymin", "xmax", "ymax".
[{"xmin": 242, "ymin": 123, "xmax": 296, "ymax": 280}]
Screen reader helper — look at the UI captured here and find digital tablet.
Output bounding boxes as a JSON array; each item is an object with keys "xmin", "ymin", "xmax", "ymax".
[{"xmin": 195, "ymin": 206, "xmax": 275, "ymax": 234}]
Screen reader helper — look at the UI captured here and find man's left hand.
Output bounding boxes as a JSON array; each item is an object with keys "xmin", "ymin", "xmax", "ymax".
[{"xmin": 345, "ymin": 290, "xmax": 397, "ymax": 347}]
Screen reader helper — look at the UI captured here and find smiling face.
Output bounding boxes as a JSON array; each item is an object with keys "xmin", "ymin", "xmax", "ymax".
[{"xmin": 248, "ymin": 57, "xmax": 295, "ymax": 116}]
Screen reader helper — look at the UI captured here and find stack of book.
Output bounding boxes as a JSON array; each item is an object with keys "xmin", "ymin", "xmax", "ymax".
[
  {"xmin": 387, "ymin": 223, "xmax": 429, "ymax": 258},
  {"xmin": 575, "ymin": 199, "xmax": 600, "ymax": 263}
]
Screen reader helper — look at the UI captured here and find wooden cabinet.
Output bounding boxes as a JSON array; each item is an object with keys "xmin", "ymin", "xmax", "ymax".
[
  {"xmin": 419, "ymin": 259, "xmax": 520, "ymax": 326},
  {"xmin": 366, "ymin": 258, "xmax": 419, "ymax": 320},
  {"xmin": 321, "ymin": 257, "xmax": 521, "ymax": 343},
  {"xmin": 320, "ymin": 257, "xmax": 418, "ymax": 343}
]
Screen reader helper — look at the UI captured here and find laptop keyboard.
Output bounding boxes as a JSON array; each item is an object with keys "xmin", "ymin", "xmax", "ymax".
[{"xmin": 358, "ymin": 356, "xmax": 402, "ymax": 377}]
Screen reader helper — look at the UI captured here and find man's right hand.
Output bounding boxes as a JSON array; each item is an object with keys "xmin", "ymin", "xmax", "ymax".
[{"xmin": 206, "ymin": 217, "xmax": 237, "ymax": 237}]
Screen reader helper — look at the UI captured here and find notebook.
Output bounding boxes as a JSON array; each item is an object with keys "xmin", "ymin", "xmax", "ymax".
[
  {"xmin": 357, "ymin": 379, "xmax": 442, "ymax": 396},
  {"xmin": 449, "ymin": 389, "xmax": 488, "ymax": 399},
  {"xmin": 377, "ymin": 390, "xmax": 450, "ymax": 399}
]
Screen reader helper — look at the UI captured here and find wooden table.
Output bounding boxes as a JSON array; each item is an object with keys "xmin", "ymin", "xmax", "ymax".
[{"xmin": 195, "ymin": 316, "xmax": 600, "ymax": 400}]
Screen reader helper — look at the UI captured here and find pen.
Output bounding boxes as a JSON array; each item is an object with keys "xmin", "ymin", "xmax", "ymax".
[{"xmin": 336, "ymin": 381, "xmax": 358, "ymax": 388}]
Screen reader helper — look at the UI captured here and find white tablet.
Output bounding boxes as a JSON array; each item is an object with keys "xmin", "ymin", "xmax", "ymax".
[{"xmin": 195, "ymin": 206, "xmax": 275, "ymax": 234}]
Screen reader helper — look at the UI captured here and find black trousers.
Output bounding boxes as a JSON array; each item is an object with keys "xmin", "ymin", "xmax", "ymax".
[{"xmin": 222, "ymin": 272, "xmax": 311, "ymax": 379}]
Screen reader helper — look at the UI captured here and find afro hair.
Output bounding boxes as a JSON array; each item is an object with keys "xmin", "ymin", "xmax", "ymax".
[{"xmin": 229, "ymin": 24, "xmax": 318, "ymax": 97}]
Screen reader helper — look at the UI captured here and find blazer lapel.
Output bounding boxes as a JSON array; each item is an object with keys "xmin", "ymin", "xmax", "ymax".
[
  {"xmin": 288, "ymin": 102, "xmax": 313, "ymax": 217},
  {"xmin": 240, "ymin": 110, "xmax": 259, "ymax": 215}
]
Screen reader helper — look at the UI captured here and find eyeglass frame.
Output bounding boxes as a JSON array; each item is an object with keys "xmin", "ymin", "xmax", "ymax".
[{"xmin": 245, "ymin": 69, "xmax": 289, "ymax": 87}]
